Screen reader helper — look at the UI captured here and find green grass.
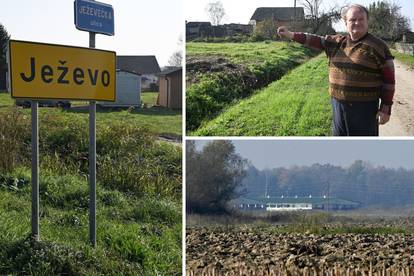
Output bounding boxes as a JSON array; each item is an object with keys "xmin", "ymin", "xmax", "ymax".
[
  {"xmin": 0, "ymin": 169, "xmax": 182, "ymax": 275},
  {"xmin": 0, "ymin": 97, "xmax": 182, "ymax": 274},
  {"xmin": 193, "ymin": 54, "xmax": 331, "ymax": 136},
  {"xmin": 141, "ymin": 92, "xmax": 159, "ymax": 107},
  {"xmin": 0, "ymin": 93, "xmax": 181, "ymax": 138},
  {"xmin": 392, "ymin": 49, "xmax": 414, "ymax": 68},
  {"xmin": 186, "ymin": 41, "xmax": 318, "ymax": 131},
  {"xmin": 0, "ymin": 91, "xmax": 12, "ymax": 106},
  {"xmin": 187, "ymin": 41, "xmax": 312, "ymax": 65}
]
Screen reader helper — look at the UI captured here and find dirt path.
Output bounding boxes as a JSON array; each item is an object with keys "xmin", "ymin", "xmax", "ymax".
[{"xmin": 379, "ymin": 59, "xmax": 414, "ymax": 136}]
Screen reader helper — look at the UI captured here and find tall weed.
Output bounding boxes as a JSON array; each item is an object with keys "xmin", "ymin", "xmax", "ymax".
[{"xmin": 0, "ymin": 108, "xmax": 31, "ymax": 173}]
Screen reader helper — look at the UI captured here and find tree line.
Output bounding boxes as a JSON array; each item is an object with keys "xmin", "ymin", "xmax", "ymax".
[
  {"xmin": 242, "ymin": 160, "xmax": 414, "ymax": 208},
  {"xmin": 186, "ymin": 140, "xmax": 414, "ymax": 213}
]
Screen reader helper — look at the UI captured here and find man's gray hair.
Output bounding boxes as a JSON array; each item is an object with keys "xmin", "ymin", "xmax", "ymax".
[{"xmin": 341, "ymin": 4, "xmax": 369, "ymax": 21}]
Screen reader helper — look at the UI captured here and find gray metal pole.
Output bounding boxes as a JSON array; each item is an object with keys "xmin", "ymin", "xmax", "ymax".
[
  {"xmin": 89, "ymin": 31, "xmax": 97, "ymax": 247},
  {"xmin": 31, "ymin": 100, "xmax": 39, "ymax": 241}
]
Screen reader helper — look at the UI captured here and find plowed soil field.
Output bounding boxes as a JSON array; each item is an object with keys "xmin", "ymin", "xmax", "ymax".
[{"xmin": 186, "ymin": 226, "xmax": 414, "ymax": 275}]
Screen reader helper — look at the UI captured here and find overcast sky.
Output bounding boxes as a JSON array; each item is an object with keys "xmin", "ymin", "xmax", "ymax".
[
  {"xmin": 185, "ymin": 0, "xmax": 414, "ymax": 32},
  {"xmin": 1, "ymin": 0, "xmax": 183, "ymax": 67},
  {"xmin": 193, "ymin": 139, "xmax": 414, "ymax": 170}
]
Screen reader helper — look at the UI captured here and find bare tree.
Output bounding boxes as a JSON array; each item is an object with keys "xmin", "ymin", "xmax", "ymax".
[
  {"xmin": 300, "ymin": 0, "xmax": 341, "ymax": 34},
  {"xmin": 301, "ymin": 0, "xmax": 322, "ymax": 19},
  {"xmin": 205, "ymin": 1, "xmax": 225, "ymax": 26},
  {"xmin": 168, "ymin": 50, "xmax": 182, "ymax": 67},
  {"xmin": 168, "ymin": 35, "xmax": 183, "ymax": 67}
]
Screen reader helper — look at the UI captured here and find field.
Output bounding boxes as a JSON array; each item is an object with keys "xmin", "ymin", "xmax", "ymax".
[
  {"xmin": 186, "ymin": 212, "xmax": 414, "ymax": 275},
  {"xmin": 194, "ymin": 54, "xmax": 331, "ymax": 136},
  {"xmin": 186, "ymin": 42, "xmax": 318, "ymax": 132},
  {"xmin": 0, "ymin": 92, "xmax": 182, "ymax": 275}
]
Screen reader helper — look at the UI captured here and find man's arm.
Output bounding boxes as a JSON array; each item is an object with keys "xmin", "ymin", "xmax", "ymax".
[
  {"xmin": 377, "ymin": 58, "xmax": 395, "ymax": 124},
  {"xmin": 277, "ymin": 26, "xmax": 326, "ymax": 50}
]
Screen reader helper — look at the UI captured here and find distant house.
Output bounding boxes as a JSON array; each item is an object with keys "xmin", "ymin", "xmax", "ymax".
[
  {"xmin": 249, "ymin": 7, "xmax": 305, "ymax": 27},
  {"xmin": 403, "ymin": 31, "xmax": 414, "ymax": 43},
  {"xmin": 157, "ymin": 67, "xmax": 182, "ymax": 109},
  {"xmin": 233, "ymin": 196, "xmax": 360, "ymax": 211},
  {"xmin": 99, "ymin": 70, "xmax": 141, "ymax": 107},
  {"xmin": 116, "ymin": 56, "xmax": 160, "ymax": 91}
]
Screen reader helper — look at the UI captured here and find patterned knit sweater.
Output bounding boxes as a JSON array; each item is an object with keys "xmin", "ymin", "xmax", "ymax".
[{"xmin": 293, "ymin": 32, "xmax": 395, "ymax": 113}]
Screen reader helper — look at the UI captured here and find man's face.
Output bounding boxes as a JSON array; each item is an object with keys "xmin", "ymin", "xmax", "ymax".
[{"xmin": 345, "ymin": 7, "xmax": 368, "ymax": 40}]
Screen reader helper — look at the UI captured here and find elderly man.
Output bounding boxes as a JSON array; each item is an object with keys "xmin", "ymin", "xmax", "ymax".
[{"xmin": 277, "ymin": 4, "xmax": 395, "ymax": 136}]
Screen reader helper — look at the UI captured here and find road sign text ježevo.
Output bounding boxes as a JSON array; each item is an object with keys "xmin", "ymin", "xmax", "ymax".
[{"xmin": 9, "ymin": 40, "xmax": 116, "ymax": 101}]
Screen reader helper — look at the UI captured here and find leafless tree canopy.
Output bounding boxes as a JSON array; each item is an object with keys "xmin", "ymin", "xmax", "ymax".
[
  {"xmin": 205, "ymin": 1, "xmax": 225, "ymax": 26},
  {"xmin": 168, "ymin": 50, "xmax": 182, "ymax": 67},
  {"xmin": 301, "ymin": 0, "xmax": 322, "ymax": 19},
  {"xmin": 168, "ymin": 35, "xmax": 183, "ymax": 67},
  {"xmin": 299, "ymin": 0, "xmax": 341, "ymax": 34}
]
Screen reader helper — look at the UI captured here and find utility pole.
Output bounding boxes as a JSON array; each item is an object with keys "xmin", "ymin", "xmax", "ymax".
[{"xmin": 293, "ymin": 0, "xmax": 297, "ymax": 32}]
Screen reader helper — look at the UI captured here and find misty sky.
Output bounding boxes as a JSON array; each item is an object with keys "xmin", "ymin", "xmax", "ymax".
[
  {"xmin": 193, "ymin": 139, "xmax": 414, "ymax": 170},
  {"xmin": 1, "ymin": 0, "xmax": 183, "ymax": 66},
  {"xmin": 185, "ymin": 0, "xmax": 414, "ymax": 32}
]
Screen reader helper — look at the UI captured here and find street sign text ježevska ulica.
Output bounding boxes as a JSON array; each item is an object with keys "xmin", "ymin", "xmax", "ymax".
[
  {"xmin": 74, "ymin": 0, "xmax": 114, "ymax": 36},
  {"xmin": 9, "ymin": 40, "xmax": 116, "ymax": 101}
]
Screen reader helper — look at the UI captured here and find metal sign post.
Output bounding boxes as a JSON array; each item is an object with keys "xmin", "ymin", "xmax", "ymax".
[
  {"xmin": 31, "ymin": 100, "xmax": 39, "ymax": 241},
  {"xmin": 89, "ymin": 31, "xmax": 97, "ymax": 247},
  {"xmin": 74, "ymin": 0, "xmax": 114, "ymax": 247},
  {"xmin": 8, "ymin": 0, "xmax": 114, "ymax": 247}
]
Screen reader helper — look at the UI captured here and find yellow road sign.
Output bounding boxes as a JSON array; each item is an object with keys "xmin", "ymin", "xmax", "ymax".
[{"xmin": 9, "ymin": 40, "xmax": 116, "ymax": 101}]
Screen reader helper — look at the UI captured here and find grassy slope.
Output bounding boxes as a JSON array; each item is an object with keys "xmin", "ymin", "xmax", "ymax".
[
  {"xmin": 392, "ymin": 49, "xmax": 414, "ymax": 68},
  {"xmin": 186, "ymin": 42, "xmax": 318, "ymax": 131},
  {"xmin": 194, "ymin": 54, "xmax": 331, "ymax": 136},
  {"xmin": 0, "ymin": 93, "xmax": 181, "ymax": 138}
]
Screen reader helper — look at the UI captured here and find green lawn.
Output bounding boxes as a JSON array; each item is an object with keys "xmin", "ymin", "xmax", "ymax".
[
  {"xmin": 193, "ymin": 54, "xmax": 331, "ymax": 136},
  {"xmin": 0, "ymin": 93, "xmax": 181, "ymax": 138},
  {"xmin": 141, "ymin": 91, "xmax": 159, "ymax": 107},
  {"xmin": 186, "ymin": 41, "xmax": 318, "ymax": 131},
  {"xmin": 0, "ymin": 91, "xmax": 12, "ymax": 106},
  {"xmin": 392, "ymin": 49, "xmax": 414, "ymax": 68}
]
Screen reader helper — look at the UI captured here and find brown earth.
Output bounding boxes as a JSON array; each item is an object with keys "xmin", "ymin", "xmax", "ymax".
[
  {"xmin": 380, "ymin": 59, "xmax": 414, "ymax": 136},
  {"xmin": 186, "ymin": 226, "xmax": 414, "ymax": 274},
  {"xmin": 185, "ymin": 56, "xmax": 257, "ymax": 88}
]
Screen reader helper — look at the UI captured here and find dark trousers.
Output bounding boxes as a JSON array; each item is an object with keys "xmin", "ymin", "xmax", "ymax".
[{"xmin": 331, "ymin": 98, "xmax": 379, "ymax": 136}]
